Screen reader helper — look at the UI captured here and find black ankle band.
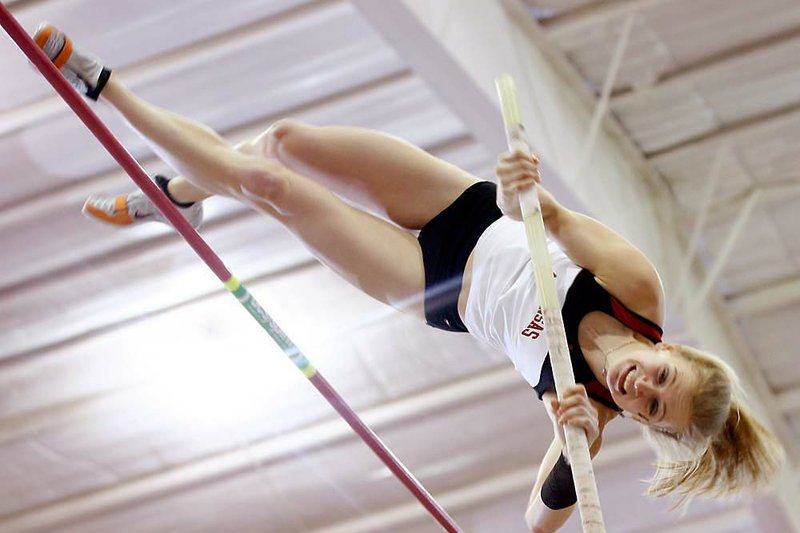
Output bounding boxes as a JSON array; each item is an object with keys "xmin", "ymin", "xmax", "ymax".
[
  {"xmin": 155, "ymin": 175, "xmax": 195, "ymax": 208},
  {"xmin": 87, "ymin": 67, "xmax": 112, "ymax": 101}
]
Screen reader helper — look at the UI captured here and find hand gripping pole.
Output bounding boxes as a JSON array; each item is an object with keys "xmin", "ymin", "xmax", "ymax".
[
  {"xmin": 0, "ymin": 7, "xmax": 461, "ymax": 532},
  {"xmin": 495, "ymin": 75, "xmax": 606, "ymax": 533}
]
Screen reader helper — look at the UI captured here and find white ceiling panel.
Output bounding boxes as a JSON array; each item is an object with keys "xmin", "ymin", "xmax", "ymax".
[
  {"xmin": 738, "ymin": 303, "xmax": 800, "ymax": 392},
  {"xmin": 646, "ymin": 0, "xmax": 800, "ymax": 68},
  {"xmin": 699, "ymin": 207, "xmax": 793, "ymax": 295},
  {"xmin": 548, "ymin": 0, "xmax": 800, "ymax": 94},
  {"xmin": 770, "ymin": 198, "xmax": 800, "ymax": 262},
  {"xmin": 522, "ymin": 0, "xmax": 599, "ymax": 20},
  {"xmin": 697, "ymin": 38, "xmax": 800, "ymax": 124},
  {"xmin": 612, "ymin": 86, "xmax": 717, "ymax": 154}
]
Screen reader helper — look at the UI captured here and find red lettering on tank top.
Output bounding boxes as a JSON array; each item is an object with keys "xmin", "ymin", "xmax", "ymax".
[
  {"xmin": 521, "ymin": 307, "xmax": 545, "ymax": 339},
  {"xmin": 520, "ymin": 272, "xmax": 557, "ymax": 339}
]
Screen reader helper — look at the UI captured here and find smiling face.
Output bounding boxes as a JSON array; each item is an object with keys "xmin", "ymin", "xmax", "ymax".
[{"xmin": 605, "ymin": 344, "xmax": 697, "ymax": 433}]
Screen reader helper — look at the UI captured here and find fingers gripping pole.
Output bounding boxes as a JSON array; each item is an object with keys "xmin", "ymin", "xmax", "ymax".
[
  {"xmin": 0, "ymin": 8, "xmax": 462, "ymax": 532},
  {"xmin": 495, "ymin": 75, "xmax": 606, "ymax": 533}
]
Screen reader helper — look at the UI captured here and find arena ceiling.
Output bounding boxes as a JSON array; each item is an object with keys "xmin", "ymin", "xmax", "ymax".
[{"xmin": 1, "ymin": 1, "xmax": 798, "ymax": 532}]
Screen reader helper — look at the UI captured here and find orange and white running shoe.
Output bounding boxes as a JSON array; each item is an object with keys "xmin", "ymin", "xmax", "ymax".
[
  {"xmin": 33, "ymin": 23, "xmax": 111, "ymax": 100},
  {"xmin": 83, "ymin": 177, "xmax": 204, "ymax": 228}
]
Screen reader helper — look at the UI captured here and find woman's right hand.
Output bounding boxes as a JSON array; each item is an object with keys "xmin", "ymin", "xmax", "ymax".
[
  {"xmin": 549, "ymin": 384, "xmax": 601, "ymax": 450},
  {"xmin": 495, "ymin": 150, "xmax": 541, "ymax": 220}
]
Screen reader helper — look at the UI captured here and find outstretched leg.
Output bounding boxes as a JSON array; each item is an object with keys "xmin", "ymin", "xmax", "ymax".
[
  {"xmin": 100, "ymin": 79, "xmax": 431, "ymax": 313},
  {"xmin": 100, "ymin": 77, "xmax": 479, "ymax": 230},
  {"xmin": 128, "ymin": 118, "xmax": 482, "ymax": 231},
  {"xmin": 35, "ymin": 25, "xmax": 483, "ymax": 315},
  {"xmin": 240, "ymin": 120, "xmax": 480, "ymax": 229}
]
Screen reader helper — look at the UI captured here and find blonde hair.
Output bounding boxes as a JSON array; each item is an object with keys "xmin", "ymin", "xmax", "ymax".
[{"xmin": 642, "ymin": 344, "xmax": 784, "ymax": 505}]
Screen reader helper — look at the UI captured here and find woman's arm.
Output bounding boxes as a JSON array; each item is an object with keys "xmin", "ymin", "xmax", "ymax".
[
  {"xmin": 525, "ymin": 388, "xmax": 613, "ymax": 533},
  {"xmin": 495, "ymin": 151, "xmax": 664, "ymax": 322},
  {"xmin": 525, "ymin": 437, "xmax": 575, "ymax": 533}
]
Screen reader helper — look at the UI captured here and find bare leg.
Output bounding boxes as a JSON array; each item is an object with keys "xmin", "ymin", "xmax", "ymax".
[
  {"xmin": 241, "ymin": 121, "xmax": 481, "ymax": 229},
  {"xmin": 160, "ymin": 174, "xmax": 211, "ymax": 205},
  {"xmin": 100, "ymin": 77, "xmax": 483, "ymax": 314},
  {"xmin": 101, "ymin": 80, "xmax": 261, "ymax": 201},
  {"xmin": 103, "ymin": 79, "xmax": 479, "ymax": 229}
]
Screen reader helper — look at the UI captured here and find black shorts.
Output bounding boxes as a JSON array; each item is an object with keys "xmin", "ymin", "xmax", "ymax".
[{"xmin": 417, "ymin": 181, "xmax": 503, "ymax": 332}]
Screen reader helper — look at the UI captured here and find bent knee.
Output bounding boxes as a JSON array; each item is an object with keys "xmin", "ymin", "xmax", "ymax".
[
  {"xmin": 235, "ymin": 118, "xmax": 310, "ymax": 158},
  {"xmin": 264, "ymin": 118, "xmax": 323, "ymax": 160},
  {"xmin": 268, "ymin": 118, "xmax": 306, "ymax": 141},
  {"xmin": 236, "ymin": 160, "xmax": 289, "ymax": 206}
]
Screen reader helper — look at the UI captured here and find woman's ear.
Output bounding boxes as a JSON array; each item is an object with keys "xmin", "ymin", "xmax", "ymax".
[{"xmin": 656, "ymin": 342, "xmax": 678, "ymax": 353}]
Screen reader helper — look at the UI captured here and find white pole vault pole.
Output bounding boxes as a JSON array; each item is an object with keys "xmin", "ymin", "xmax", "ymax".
[{"xmin": 495, "ymin": 75, "xmax": 606, "ymax": 533}]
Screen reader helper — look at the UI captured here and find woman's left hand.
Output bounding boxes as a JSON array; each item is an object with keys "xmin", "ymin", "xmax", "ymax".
[
  {"xmin": 550, "ymin": 384, "xmax": 600, "ymax": 446},
  {"xmin": 495, "ymin": 150, "xmax": 541, "ymax": 220}
]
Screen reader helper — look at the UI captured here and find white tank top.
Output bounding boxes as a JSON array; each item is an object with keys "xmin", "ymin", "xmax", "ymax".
[{"xmin": 463, "ymin": 217, "xmax": 582, "ymax": 388}]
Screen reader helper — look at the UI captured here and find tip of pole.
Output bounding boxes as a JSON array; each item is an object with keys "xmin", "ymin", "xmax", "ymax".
[{"xmin": 495, "ymin": 74, "xmax": 522, "ymax": 126}]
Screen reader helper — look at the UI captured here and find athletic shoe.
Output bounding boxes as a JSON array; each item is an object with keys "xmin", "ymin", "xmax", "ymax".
[
  {"xmin": 33, "ymin": 23, "xmax": 111, "ymax": 100},
  {"xmin": 83, "ymin": 180, "xmax": 204, "ymax": 228}
]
